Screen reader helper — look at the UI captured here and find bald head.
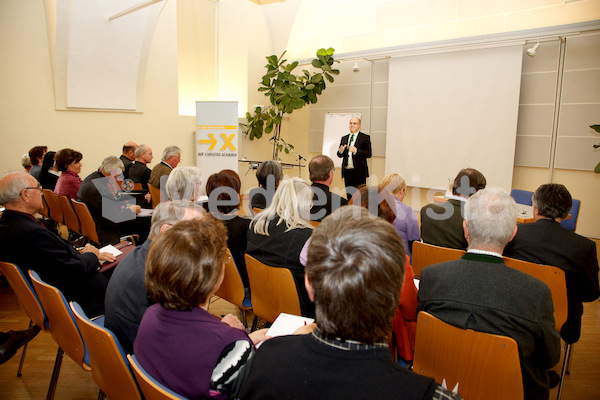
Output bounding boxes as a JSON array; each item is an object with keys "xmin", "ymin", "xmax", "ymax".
[
  {"xmin": 0, "ymin": 171, "xmax": 43, "ymax": 214},
  {"xmin": 349, "ymin": 117, "xmax": 361, "ymax": 134},
  {"xmin": 122, "ymin": 142, "xmax": 138, "ymax": 161}
]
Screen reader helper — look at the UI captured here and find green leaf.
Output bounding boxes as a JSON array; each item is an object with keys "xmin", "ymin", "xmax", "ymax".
[
  {"xmin": 284, "ymin": 148, "xmax": 290, "ymax": 154},
  {"xmin": 326, "ymin": 47, "xmax": 335, "ymax": 56},
  {"xmin": 324, "ymin": 72, "xmax": 334, "ymax": 82},
  {"xmin": 305, "ymin": 83, "xmax": 315, "ymax": 90},
  {"xmin": 266, "ymin": 55, "xmax": 278, "ymax": 66},
  {"xmin": 591, "ymin": 125, "xmax": 600, "ymax": 134},
  {"xmin": 317, "ymin": 48, "xmax": 327, "ymax": 57},
  {"xmin": 312, "ymin": 59, "xmax": 323, "ymax": 68},
  {"xmin": 330, "ymin": 69, "xmax": 340, "ymax": 75},
  {"xmin": 595, "ymin": 162, "xmax": 600, "ymax": 173},
  {"xmin": 265, "ymin": 125, "xmax": 273, "ymax": 134},
  {"xmin": 311, "ymin": 74, "xmax": 323, "ymax": 83},
  {"xmin": 291, "ymin": 99, "xmax": 304, "ymax": 109},
  {"xmin": 321, "ymin": 64, "xmax": 331, "ymax": 71}
]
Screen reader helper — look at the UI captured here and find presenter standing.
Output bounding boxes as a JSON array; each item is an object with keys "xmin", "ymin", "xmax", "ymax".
[{"xmin": 337, "ymin": 116, "xmax": 372, "ymax": 200}]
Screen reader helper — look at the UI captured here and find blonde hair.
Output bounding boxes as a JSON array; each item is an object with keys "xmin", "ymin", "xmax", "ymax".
[
  {"xmin": 251, "ymin": 177, "xmax": 313, "ymax": 235},
  {"xmin": 381, "ymin": 173, "xmax": 406, "ymax": 195}
]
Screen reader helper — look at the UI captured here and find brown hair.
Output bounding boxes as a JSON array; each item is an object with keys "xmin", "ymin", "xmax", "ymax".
[
  {"xmin": 452, "ymin": 168, "xmax": 486, "ymax": 197},
  {"xmin": 532, "ymin": 183, "xmax": 572, "ymax": 220},
  {"xmin": 309, "ymin": 155, "xmax": 334, "ymax": 182},
  {"xmin": 54, "ymin": 149, "xmax": 83, "ymax": 172},
  {"xmin": 28, "ymin": 146, "xmax": 47, "ymax": 165},
  {"xmin": 306, "ymin": 206, "xmax": 405, "ymax": 343},
  {"xmin": 349, "ymin": 185, "xmax": 396, "ymax": 224},
  {"xmin": 206, "ymin": 169, "xmax": 241, "ymax": 214},
  {"xmin": 145, "ymin": 217, "xmax": 228, "ymax": 311}
]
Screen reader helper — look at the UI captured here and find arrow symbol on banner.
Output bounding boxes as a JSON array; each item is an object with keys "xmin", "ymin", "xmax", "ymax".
[{"xmin": 198, "ymin": 133, "xmax": 217, "ymax": 150}]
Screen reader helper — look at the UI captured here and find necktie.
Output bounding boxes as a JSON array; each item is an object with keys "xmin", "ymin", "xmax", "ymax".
[{"xmin": 349, "ymin": 134, "xmax": 355, "ymax": 148}]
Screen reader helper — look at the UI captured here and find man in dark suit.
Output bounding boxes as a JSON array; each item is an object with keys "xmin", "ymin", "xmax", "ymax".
[
  {"xmin": 420, "ymin": 168, "xmax": 486, "ymax": 250},
  {"xmin": 308, "ymin": 155, "xmax": 347, "ymax": 221},
  {"xmin": 129, "ymin": 144, "xmax": 153, "ymax": 208},
  {"xmin": 119, "ymin": 141, "xmax": 137, "ymax": 180},
  {"xmin": 419, "ymin": 188, "xmax": 561, "ymax": 400},
  {"xmin": 0, "ymin": 171, "xmax": 115, "ymax": 317},
  {"xmin": 504, "ymin": 183, "xmax": 599, "ymax": 344},
  {"xmin": 336, "ymin": 116, "xmax": 372, "ymax": 200}
]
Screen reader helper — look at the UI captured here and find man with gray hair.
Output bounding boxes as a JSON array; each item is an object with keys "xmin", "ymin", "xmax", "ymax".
[
  {"xmin": 78, "ymin": 156, "xmax": 145, "ymax": 246},
  {"xmin": 104, "ymin": 201, "xmax": 205, "ymax": 354},
  {"xmin": 165, "ymin": 166, "xmax": 202, "ymax": 201},
  {"xmin": 149, "ymin": 145, "xmax": 181, "ymax": 188},
  {"xmin": 0, "ymin": 171, "xmax": 115, "ymax": 317},
  {"xmin": 418, "ymin": 188, "xmax": 561, "ymax": 400}
]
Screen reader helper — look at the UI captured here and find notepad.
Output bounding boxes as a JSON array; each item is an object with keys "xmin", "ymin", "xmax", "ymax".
[
  {"xmin": 99, "ymin": 244, "xmax": 123, "ymax": 257},
  {"xmin": 266, "ymin": 313, "xmax": 315, "ymax": 337}
]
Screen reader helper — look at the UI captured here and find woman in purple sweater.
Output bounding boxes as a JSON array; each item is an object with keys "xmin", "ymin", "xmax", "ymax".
[
  {"xmin": 134, "ymin": 217, "xmax": 269, "ymax": 399},
  {"xmin": 53, "ymin": 148, "xmax": 83, "ymax": 200}
]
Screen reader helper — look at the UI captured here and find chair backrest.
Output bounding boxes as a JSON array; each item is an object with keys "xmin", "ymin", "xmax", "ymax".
[
  {"xmin": 148, "ymin": 185, "xmax": 161, "ymax": 209},
  {"xmin": 309, "ymin": 220, "xmax": 320, "ymax": 227},
  {"xmin": 43, "ymin": 189, "xmax": 63, "ymax": 225},
  {"xmin": 39, "ymin": 193, "xmax": 50, "ymax": 218},
  {"xmin": 0, "ymin": 261, "xmax": 48, "ymax": 330},
  {"xmin": 28, "ymin": 270, "xmax": 90, "ymax": 370},
  {"xmin": 244, "ymin": 254, "xmax": 301, "ymax": 323},
  {"xmin": 510, "ymin": 189, "xmax": 534, "ymax": 206},
  {"xmin": 132, "ymin": 182, "xmax": 144, "ymax": 192},
  {"xmin": 411, "ymin": 241, "xmax": 465, "ymax": 277},
  {"xmin": 413, "ymin": 311, "xmax": 523, "ymax": 400},
  {"xmin": 560, "ymin": 198, "xmax": 580, "ymax": 232},
  {"xmin": 56, "ymin": 194, "xmax": 81, "ymax": 234},
  {"xmin": 215, "ymin": 249, "xmax": 251, "ymax": 311},
  {"xmin": 127, "ymin": 354, "xmax": 186, "ymax": 400},
  {"xmin": 503, "ymin": 256, "xmax": 568, "ymax": 331},
  {"xmin": 70, "ymin": 302, "xmax": 142, "ymax": 400},
  {"xmin": 71, "ymin": 200, "xmax": 100, "ymax": 245}
]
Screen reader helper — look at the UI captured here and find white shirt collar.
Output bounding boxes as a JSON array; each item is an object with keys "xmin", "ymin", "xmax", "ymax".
[{"xmin": 467, "ymin": 249, "xmax": 503, "ymax": 258}]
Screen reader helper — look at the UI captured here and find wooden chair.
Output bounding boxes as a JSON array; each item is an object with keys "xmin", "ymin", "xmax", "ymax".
[
  {"xmin": 503, "ymin": 256, "xmax": 570, "ymax": 399},
  {"xmin": 29, "ymin": 270, "xmax": 91, "ymax": 400},
  {"xmin": 215, "ymin": 249, "xmax": 252, "ymax": 326},
  {"xmin": 252, "ymin": 207, "xmax": 263, "ymax": 216},
  {"xmin": 411, "ymin": 241, "xmax": 465, "ymax": 277},
  {"xmin": 127, "ymin": 354, "xmax": 186, "ymax": 400},
  {"xmin": 244, "ymin": 254, "xmax": 301, "ymax": 330},
  {"xmin": 39, "ymin": 193, "xmax": 50, "ymax": 218},
  {"xmin": 148, "ymin": 184, "xmax": 161, "ymax": 209},
  {"xmin": 70, "ymin": 302, "xmax": 142, "ymax": 400},
  {"xmin": 0, "ymin": 262, "xmax": 48, "ymax": 377},
  {"xmin": 413, "ymin": 311, "xmax": 523, "ymax": 400},
  {"xmin": 71, "ymin": 199, "xmax": 100, "ymax": 245},
  {"xmin": 55, "ymin": 194, "xmax": 82, "ymax": 238},
  {"xmin": 43, "ymin": 189, "xmax": 63, "ymax": 226},
  {"xmin": 309, "ymin": 220, "xmax": 320, "ymax": 227},
  {"xmin": 132, "ymin": 182, "xmax": 144, "ymax": 192}
]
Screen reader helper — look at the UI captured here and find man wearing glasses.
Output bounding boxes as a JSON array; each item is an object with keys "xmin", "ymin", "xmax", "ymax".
[{"xmin": 0, "ymin": 171, "xmax": 114, "ymax": 318}]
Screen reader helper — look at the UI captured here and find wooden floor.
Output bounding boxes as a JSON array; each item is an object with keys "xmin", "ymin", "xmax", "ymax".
[{"xmin": 1, "ymin": 281, "xmax": 599, "ymax": 399}]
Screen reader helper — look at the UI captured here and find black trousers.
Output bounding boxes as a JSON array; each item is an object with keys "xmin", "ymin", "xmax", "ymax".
[{"xmin": 343, "ymin": 168, "xmax": 366, "ymax": 200}]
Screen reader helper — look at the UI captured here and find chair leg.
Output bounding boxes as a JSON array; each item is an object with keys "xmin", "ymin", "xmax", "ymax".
[
  {"xmin": 240, "ymin": 309, "xmax": 247, "ymax": 327},
  {"xmin": 251, "ymin": 316, "xmax": 260, "ymax": 332},
  {"xmin": 556, "ymin": 343, "xmax": 571, "ymax": 400},
  {"xmin": 98, "ymin": 389, "xmax": 106, "ymax": 400},
  {"xmin": 565, "ymin": 343, "xmax": 573, "ymax": 374},
  {"xmin": 46, "ymin": 347, "xmax": 64, "ymax": 400},
  {"xmin": 16, "ymin": 320, "xmax": 35, "ymax": 377}
]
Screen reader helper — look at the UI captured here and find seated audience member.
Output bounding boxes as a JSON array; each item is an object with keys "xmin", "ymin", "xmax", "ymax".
[
  {"xmin": 148, "ymin": 145, "xmax": 181, "ymax": 188},
  {"xmin": 246, "ymin": 177, "xmax": 314, "ymax": 316},
  {"xmin": 349, "ymin": 185, "xmax": 418, "ymax": 363},
  {"xmin": 308, "ymin": 155, "xmax": 347, "ymax": 221},
  {"xmin": 129, "ymin": 144, "xmax": 153, "ymax": 207},
  {"xmin": 420, "ymin": 168, "xmax": 486, "ymax": 250},
  {"xmin": 104, "ymin": 201, "xmax": 205, "ymax": 354},
  {"xmin": 206, "ymin": 170, "xmax": 252, "ymax": 292},
  {"xmin": 504, "ymin": 183, "xmax": 599, "ymax": 345},
  {"xmin": 241, "ymin": 206, "xmax": 462, "ymax": 400},
  {"xmin": 21, "ymin": 153, "xmax": 32, "ymax": 172},
  {"xmin": 418, "ymin": 188, "xmax": 561, "ymax": 400},
  {"xmin": 381, "ymin": 173, "xmax": 420, "ymax": 261},
  {"xmin": 165, "ymin": 166, "xmax": 202, "ymax": 201},
  {"xmin": 0, "ymin": 171, "xmax": 115, "ymax": 317},
  {"xmin": 249, "ymin": 160, "xmax": 282, "ymax": 210},
  {"xmin": 38, "ymin": 151, "xmax": 59, "ymax": 191},
  {"xmin": 78, "ymin": 156, "xmax": 147, "ymax": 246},
  {"xmin": 134, "ymin": 218, "xmax": 269, "ymax": 399},
  {"xmin": 119, "ymin": 142, "xmax": 137, "ymax": 180},
  {"xmin": 53, "ymin": 148, "xmax": 83, "ymax": 200},
  {"xmin": 28, "ymin": 145, "xmax": 47, "ymax": 180}
]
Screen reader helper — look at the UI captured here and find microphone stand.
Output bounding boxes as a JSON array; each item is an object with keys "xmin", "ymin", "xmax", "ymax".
[{"xmin": 271, "ymin": 137, "xmax": 306, "ymax": 177}]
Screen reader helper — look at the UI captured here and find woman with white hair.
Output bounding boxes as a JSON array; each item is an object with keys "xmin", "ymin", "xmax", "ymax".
[
  {"xmin": 246, "ymin": 177, "xmax": 315, "ymax": 317},
  {"xmin": 165, "ymin": 166, "xmax": 202, "ymax": 201}
]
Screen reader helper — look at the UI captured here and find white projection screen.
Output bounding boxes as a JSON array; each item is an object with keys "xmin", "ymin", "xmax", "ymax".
[{"xmin": 385, "ymin": 45, "xmax": 524, "ymax": 191}]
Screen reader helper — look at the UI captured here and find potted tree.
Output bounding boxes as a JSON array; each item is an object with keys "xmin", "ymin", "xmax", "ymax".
[{"xmin": 243, "ymin": 48, "xmax": 340, "ymax": 160}]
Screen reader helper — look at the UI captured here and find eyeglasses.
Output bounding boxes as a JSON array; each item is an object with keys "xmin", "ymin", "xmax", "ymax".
[{"xmin": 23, "ymin": 185, "xmax": 43, "ymax": 193}]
